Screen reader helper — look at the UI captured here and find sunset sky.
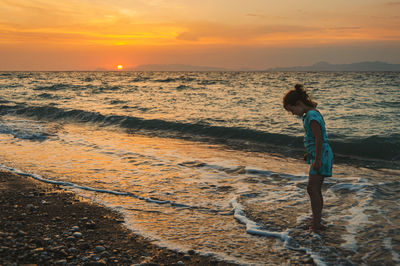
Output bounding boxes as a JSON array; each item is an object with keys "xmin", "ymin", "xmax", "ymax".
[{"xmin": 1, "ymin": 0, "xmax": 400, "ymax": 70}]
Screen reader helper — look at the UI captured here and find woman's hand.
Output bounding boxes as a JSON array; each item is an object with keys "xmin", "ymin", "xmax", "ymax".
[{"xmin": 312, "ymin": 158, "xmax": 321, "ymax": 171}]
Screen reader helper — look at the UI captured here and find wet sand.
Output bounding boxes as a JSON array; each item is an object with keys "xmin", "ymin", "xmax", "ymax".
[{"xmin": 0, "ymin": 170, "xmax": 236, "ymax": 265}]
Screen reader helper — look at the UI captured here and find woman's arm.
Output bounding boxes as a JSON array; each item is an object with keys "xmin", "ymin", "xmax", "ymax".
[{"xmin": 310, "ymin": 120, "xmax": 323, "ymax": 171}]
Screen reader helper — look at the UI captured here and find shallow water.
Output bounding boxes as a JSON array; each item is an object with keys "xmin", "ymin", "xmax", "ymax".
[{"xmin": 0, "ymin": 72, "xmax": 399, "ymax": 264}]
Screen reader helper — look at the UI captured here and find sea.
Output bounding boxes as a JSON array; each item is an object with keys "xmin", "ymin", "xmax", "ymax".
[{"xmin": 0, "ymin": 71, "xmax": 399, "ymax": 265}]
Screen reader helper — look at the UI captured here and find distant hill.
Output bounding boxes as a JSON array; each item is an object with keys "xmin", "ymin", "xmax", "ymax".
[
  {"xmin": 128, "ymin": 64, "xmax": 227, "ymax": 71},
  {"xmin": 267, "ymin": 61, "xmax": 400, "ymax": 72},
  {"xmin": 94, "ymin": 68, "xmax": 109, "ymax": 71}
]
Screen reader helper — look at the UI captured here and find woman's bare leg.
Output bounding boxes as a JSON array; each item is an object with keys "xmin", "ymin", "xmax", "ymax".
[{"xmin": 307, "ymin": 174, "xmax": 324, "ymax": 229}]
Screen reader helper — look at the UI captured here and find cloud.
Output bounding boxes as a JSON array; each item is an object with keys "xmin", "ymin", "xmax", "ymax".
[
  {"xmin": 245, "ymin": 13, "xmax": 287, "ymax": 20},
  {"xmin": 327, "ymin": 27, "xmax": 362, "ymax": 31},
  {"xmin": 384, "ymin": 1, "xmax": 400, "ymax": 6},
  {"xmin": 176, "ymin": 32, "xmax": 199, "ymax": 41},
  {"xmin": 173, "ymin": 21, "xmax": 322, "ymax": 44},
  {"xmin": 1, "ymin": 0, "xmax": 399, "ymax": 48}
]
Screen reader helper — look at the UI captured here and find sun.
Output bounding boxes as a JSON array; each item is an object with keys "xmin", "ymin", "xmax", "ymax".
[{"xmin": 117, "ymin": 65, "xmax": 124, "ymax": 70}]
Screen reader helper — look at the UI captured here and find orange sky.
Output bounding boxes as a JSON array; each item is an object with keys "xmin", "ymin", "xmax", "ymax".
[{"xmin": 1, "ymin": 0, "xmax": 400, "ymax": 70}]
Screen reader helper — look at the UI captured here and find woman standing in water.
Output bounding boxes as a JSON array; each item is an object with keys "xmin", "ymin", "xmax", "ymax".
[{"xmin": 283, "ymin": 84, "xmax": 333, "ymax": 230}]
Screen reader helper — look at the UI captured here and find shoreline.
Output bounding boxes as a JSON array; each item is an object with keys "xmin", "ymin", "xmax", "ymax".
[{"xmin": 0, "ymin": 170, "xmax": 237, "ymax": 265}]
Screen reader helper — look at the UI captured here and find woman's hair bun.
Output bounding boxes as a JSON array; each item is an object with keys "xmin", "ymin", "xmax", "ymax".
[
  {"xmin": 294, "ymin": 83, "xmax": 304, "ymax": 92},
  {"xmin": 283, "ymin": 83, "xmax": 317, "ymax": 108}
]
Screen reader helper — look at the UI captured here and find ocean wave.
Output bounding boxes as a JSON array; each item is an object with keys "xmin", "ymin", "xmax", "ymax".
[
  {"xmin": 0, "ymin": 164, "xmax": 225, "ymax": 214},
  {"xmin": 154, "ymin": 76, "xmax": 196, "ymax": 83},
  {"xmin": 0, "ymin": 118, "xmax": 51, "ymax": 141},
  {"xmin": 37, "ymin": 93, "xmax": 59, "ymax": 99},
  {"xmin": 33, "ymin": 84, "xmax": 72, "ymax": 91},
  {"xmin": 330, "ymin": 135, "xmax": 400, "ymax": 161},
  {"xmin": 1, "ymin": 104, "xmax": 399, "ymax": 161},
  {"xmin": 230, "ymin": 197, "xmax": 327, "ymax": 265}
]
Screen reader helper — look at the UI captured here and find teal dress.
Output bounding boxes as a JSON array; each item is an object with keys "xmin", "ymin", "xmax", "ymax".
[{"xmin": 302, "ymin": 110, "xmax": 333, "ymax": 177}]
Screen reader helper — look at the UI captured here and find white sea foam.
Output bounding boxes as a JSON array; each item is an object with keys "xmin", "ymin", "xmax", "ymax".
[
  {"xmin": 383, "ymin": 237, "xmax": 400, "ymax": 263},
  {"xmin": 329, "ymin": 179, "xmax": 374, "ymax": 252},
  {"xmin": 230, "ymin": 197, "xmax": 291, "ymax": 241},
  {"xmin": 230, "ymin": 197, "xmax": 327, "ymax": 266},
  {"xmin": 0, "ymin": 118, "xmax": 51, "ymax": 140},
  {"xmin": 0, "ymin": 164, "xmax": 210, "ymax": 211}
]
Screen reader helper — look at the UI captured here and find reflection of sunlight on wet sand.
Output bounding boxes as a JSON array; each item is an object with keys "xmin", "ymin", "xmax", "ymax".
[{"xmin": 0, "ymin": 121, "xmax": 311, "ymax": 263}]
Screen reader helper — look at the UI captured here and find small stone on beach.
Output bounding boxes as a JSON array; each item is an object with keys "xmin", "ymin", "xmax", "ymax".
[
  {"xmin": 56, "ymin": 259, "xmax": 67, "ymax": 265},
  {"xmin": 68, "ymin": 247, "xmax": 78, "ymax": 253},
  {"xmin": 95, "ymin": 245, "xmax": 106, "ymax": 252},
  {"xmin": 73, "ymin": 232, "xmax": 82, "ymax": 238}
]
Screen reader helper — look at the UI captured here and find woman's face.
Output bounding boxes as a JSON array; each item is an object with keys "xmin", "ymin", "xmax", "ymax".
[{"xmin": 285, "ymin": 103, "xmax": 304, "ymax": 117}]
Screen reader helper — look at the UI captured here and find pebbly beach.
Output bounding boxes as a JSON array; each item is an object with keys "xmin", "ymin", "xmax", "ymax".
[{"xmin": 0, "ymin": 170, "xmax": 236, "ymax": 265}]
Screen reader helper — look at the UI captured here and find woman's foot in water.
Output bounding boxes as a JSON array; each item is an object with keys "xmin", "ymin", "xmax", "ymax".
[{"xmin": 308, "ymin": 223, "xmax": 326, "ymax": 231}]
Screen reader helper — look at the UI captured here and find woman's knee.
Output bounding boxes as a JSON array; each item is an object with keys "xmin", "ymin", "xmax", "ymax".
[
  {"xmin": 308, "ymin": 174, "xmax": 323, "ymax": 195},
  {"xmin": 307, "ymin": 185, "xmax": 320, "ymax": 197},
  {"xmin": 307, "ymin": 184, "xmax": 313, "ymax": 196}
]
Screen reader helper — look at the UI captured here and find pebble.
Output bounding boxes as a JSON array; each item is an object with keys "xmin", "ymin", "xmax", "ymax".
[
  {"xmin": 90, "ymin": 254, "xmax": 100, "ymax": 261},
  {"xmin": 79, "ymin": 242, "xmax": 90, "ymax": 250},
  {"xmin": 68, "ymin": 247, "xmax": 78, "ymax": 253},
  {"xmin": 71, "ymin": 226, "xmax": 80, "ymax": 231},
  {"xmin": 83, "ymin": 260, "xmax": 106, "ymax": 266},
  {"xmin": 49, "ymin": 246, "xmax": 61, "ymax": 252},
  {"xmin": 66, "ymin": 236, "xmax": 76, "ymax": 241},
  {"xmin": 95, "ymin": 246, "xmax": 106, "ymax": 252},
  {"xmin": 176, "ymin": 261, "xmax": 184, "ymax": 265},
  {"xmin": 85, "ymin": 221, "xmax": 96, "ymax": 229},
  {"xmin": 43, "ymin": 237, "xmax": 52, "ymax": 244},
  {"xmin": 16, "ymin": 230, "xmax": 27, "ymax": 236},
  {"xmin": 73, "ymin": 232, "xmax": 82, "ymax": 238},
  {"xmin": 59, "ymin": 249, "xmax": 68, "ymax": 257},
  {"xmin": 101, "ymin": 251, "xmax": 110, "ymax": 257},
  {"xmin": 55, "ymin": 259, "xmax": 67, "ymax": 265},
  {"xmin": 33, "ymin": 247, "xmax": 44, "ymax": 253},
  {"xmin": 40, "ymin": 251, "xmax": 48, "ymax": 257},
  {"xmin": 188, "ymin": 249, "xmax": 195, "ymax": 255}
]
